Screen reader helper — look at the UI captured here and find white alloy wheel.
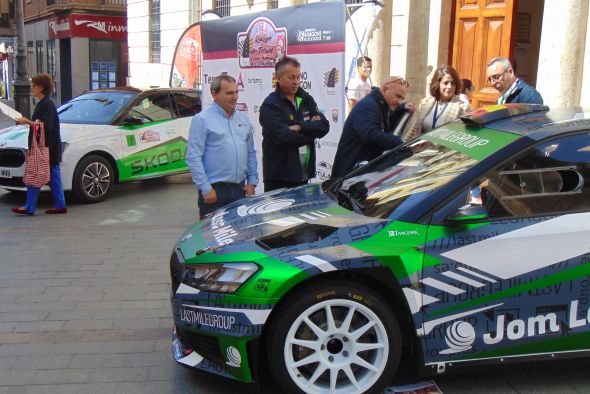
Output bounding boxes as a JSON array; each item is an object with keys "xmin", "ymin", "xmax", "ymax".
[{"xmin": 284, "ymin": 299, "xmax": 389, "ymax": 394}]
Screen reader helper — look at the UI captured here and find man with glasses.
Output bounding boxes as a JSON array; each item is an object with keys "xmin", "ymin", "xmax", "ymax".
[
  {"xmin": 331, "ymin": 76, "xmax": 415, "ymax": 179},
  {"xmin": 486, "ymin": 57, "xmax": 543, "ymax": 104}
]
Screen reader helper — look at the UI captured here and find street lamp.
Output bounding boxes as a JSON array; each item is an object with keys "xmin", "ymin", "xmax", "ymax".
[{"xmin": 13, "ymin": 0, "xmax": 30, "ymax": 117}]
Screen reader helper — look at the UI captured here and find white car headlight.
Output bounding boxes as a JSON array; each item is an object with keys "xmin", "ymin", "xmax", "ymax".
[{"xmin": 184, "ymin": 263, "xmax": 258, "ymax": 293}]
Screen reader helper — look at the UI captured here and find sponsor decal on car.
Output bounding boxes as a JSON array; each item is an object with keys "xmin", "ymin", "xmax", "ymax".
[{"xmin": 140, "ymin": 130, "xmax": 161, "ymax": 143}]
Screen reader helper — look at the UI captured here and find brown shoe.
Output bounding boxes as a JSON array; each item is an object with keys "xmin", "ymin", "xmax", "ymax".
[
  {"xmin": 11, "ymin": 207, "xmax": 33, "ymax": 215},
  {"xmin": 45, "ymin": 207, "xmax": 68, "ymax": 214}
]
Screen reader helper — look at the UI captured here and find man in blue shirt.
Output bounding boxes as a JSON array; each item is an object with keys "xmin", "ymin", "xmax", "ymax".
[{"xmin": 185, "ymin": 74, "xmax": 258, "ymax": 219}]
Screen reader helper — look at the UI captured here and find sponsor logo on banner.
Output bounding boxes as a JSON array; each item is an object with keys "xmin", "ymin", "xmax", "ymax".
[
  {"xmin": 300, "ymin": 71, "xmax": 312, "ymax": 91},
  {"xmin": 237, "ymin": 72, "xmax": 245, "ymax": 91},
  {"xmin": 237, "ymin": 17, "xmax": 287, "ymax": 68},
  {"xmin": 179, "ymin": 37, "xmax": 200, "ymax": 61},
  {"xmin": 332, "ymin": 108, "xmax": 338, "ymax": 122},
  {"xmin": 316, "ymin": 161, "xmax": 333, "ymax": 181},
  {"xmin": 236, "ymin": 103, "xmax": 248, "ymax": 112},
  {"xmin": 203, "ymin": 72, "xmax": 229, "ymax": 86},
  {"xmin": 296, "ymin": 28, "xmax": 322, "ymax": 42},
  {"xmin": 324, "ymin": 67, "xmax": 340, "ymax": 96}
]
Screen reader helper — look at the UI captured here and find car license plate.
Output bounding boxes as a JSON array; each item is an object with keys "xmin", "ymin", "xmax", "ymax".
[{"xmin": 0, "ymin": 168, "xmax": 11, "ymax": 178}]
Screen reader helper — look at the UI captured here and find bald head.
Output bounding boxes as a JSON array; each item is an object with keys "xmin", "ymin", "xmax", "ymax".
[{"xmin": 380, "ymin": 76, "xmax": 409, "ymax": 111}]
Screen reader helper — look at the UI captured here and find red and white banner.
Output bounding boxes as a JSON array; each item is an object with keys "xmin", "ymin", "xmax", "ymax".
[
  {"xmin": 48, "ymin": 14, "xmax": 127, "ymax": 40},
  {"xmin": 171, "ymin": 2, "xmax": 346, "ymax": 184}
]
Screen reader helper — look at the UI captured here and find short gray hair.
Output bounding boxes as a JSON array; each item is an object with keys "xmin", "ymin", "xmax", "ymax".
[
  {"xmin": 487, "ymin": 57, "xmax": 512, "ymax": 69},
  {"xmin": 210, "ymin": 74, "xmax": 236, "ymax": 94}
]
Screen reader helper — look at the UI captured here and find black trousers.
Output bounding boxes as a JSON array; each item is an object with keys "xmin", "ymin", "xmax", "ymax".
[
  {"xmin": 263, "ymin": 180, "xmax": 308, "ymax": 192},
  {"xmin": 198, "ymin": 181, "xmax": 245, "ymax": 219}
]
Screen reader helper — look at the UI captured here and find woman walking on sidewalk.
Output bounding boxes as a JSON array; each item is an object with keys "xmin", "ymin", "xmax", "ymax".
[{"xmin": 11, "ymin": 73, "xmax": 67, "ymax": 215}]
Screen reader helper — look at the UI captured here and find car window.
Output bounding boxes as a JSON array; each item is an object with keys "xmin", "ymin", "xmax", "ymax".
[
  {"xmin": 58, "ymin": 91, "xmax": 138, "ymax": 124},
  {"xmin": 468, "ymin": 133, "xmax": 590, "ymax": 218},
  {"xmin": 173, "ymin": 92, "xmax": 201, "ymax": 117},
  {"xmin": 127, "ymin": 93, "xmax": 175, "ymax": 123}
]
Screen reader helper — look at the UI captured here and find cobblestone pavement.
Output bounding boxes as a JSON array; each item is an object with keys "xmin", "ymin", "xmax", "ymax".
[{"xmin": 0, "ymin": 170, "xmax": 589, "ymax": 393}]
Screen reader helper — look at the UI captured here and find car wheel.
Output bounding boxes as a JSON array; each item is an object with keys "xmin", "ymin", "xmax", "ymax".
[
  {"xmin": 72, "ymin": 155, "xmax": 114, "ymax": 203},
  {"xmin": 268, "ymin": 281, "xmax": 401, "ymax": 394}
]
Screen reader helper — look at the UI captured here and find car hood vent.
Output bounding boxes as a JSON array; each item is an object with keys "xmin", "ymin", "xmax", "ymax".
[{"xmin": 255, "ymin": 224, "xmax": 338, "ymax": 250}]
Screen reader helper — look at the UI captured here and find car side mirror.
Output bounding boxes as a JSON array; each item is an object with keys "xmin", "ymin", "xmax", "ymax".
[
  {"xmin": 447, "ymin": 204, "xmax": 488, "ymax": 223},
  {"xmin": 123, "ymin": 116, "xmax": 143, "ymax": 126}
]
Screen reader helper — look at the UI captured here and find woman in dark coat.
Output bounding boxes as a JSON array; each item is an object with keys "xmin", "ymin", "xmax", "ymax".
[{"xmin": 12, "ymin": 73, "xmax": 67, "ymax": 215}]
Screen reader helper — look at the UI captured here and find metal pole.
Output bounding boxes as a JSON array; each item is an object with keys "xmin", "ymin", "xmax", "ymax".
[{"xmin": 13, "ymin": 0, "xmax": 30, "ymax": 117}]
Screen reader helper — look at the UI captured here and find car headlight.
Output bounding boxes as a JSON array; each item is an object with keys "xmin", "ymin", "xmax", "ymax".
[{"xmin": 184, "ymin": 263, "xmax": 258, "ymax": 293}]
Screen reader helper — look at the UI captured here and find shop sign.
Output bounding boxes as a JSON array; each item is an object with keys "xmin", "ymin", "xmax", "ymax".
[{"xmin": 49, "ymin": 14, "xmax": 127, "ymax": 40}]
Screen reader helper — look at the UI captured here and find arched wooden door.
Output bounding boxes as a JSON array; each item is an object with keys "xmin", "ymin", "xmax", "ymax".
[{"xmin": 452, "ymin": 0, "xmax": 516, "ymax": 108}]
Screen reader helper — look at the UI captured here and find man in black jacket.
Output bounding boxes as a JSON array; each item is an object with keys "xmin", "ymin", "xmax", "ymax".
[
  {"xmin": 331, "ymin": 76, "xmax": 414, "ymax": 179},
  {"xmin": 259, "ymin": 56, "xmax": 330, "ymax": 191}
]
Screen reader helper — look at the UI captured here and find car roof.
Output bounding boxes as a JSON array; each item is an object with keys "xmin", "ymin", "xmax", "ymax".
[
  {"xmin": 459, "ymin": 104, "xmax": 590, "ymax": 141},
  {"xmin": 80, "ymin": 86, "xmax": 201, "ymax": 94}
]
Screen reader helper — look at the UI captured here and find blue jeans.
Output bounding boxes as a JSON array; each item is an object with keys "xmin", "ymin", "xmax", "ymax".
[
  {"xmin": 24, "ymin": 164, "xmax": 67, "ymax": 214},
  {"xmin": 198, "ymin": 181, "xmax": 245, "ymax": 219}
]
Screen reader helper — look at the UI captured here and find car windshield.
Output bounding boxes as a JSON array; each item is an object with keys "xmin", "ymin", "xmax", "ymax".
[
  {"xmin": 58, "ymin": 91, "xmax": 138, "ymax": 124},
  {"xmin": 325, "ymin": 122, "xmax": 521, "ymax": 219}
]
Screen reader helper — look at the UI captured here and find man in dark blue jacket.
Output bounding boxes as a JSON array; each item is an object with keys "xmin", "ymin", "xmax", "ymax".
[
  {"xmin": 331, "ymin": 76, "xmax": 414, "ymax": 179},
  {"xmin": 259, "ymin": 56, "xmax": 330, "ymax": 191},
  {"xmin": 486, "ymin": 57, "xmax": 544, "ymax": 104}
]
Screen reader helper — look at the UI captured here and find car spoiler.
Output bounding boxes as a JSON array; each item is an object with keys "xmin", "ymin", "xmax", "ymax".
[{"xmin": 460, "ymin": 104, "xmax": 549, "ymax": 127}]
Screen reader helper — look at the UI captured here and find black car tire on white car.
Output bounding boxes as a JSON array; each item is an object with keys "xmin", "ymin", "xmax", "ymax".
[
  {"xmin": 267, "ymin": 280, "xmax": 401, "ymax": 394},
  {"xmin": 72, "ymin": 154, "xmax": 114, "ymax": 203}
]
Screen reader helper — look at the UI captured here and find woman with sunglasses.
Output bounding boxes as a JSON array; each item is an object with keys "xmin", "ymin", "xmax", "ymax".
[{"xmin": 404, "ymin": 65, "xmax": 471, "ymax": 142}]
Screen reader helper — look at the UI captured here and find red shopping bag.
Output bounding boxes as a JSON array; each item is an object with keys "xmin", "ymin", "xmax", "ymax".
[{"xmin": 23, "ymin": 121, "xmax": 50, "ymax": 187}]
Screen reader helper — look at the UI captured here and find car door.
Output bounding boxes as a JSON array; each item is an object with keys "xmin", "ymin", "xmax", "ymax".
[
  {"xmin": 118, "ymin": 92, "xmax": 184, "ymax": 181},
  {"xmin": 171, "ymin": 90, "xmax": 201, "ymax": 167},
  {"xmin": 419, "ymin": 132, "xmax": 590, "ymax": 366}
]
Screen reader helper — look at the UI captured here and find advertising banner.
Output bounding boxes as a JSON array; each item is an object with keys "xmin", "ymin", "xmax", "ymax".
[
  {"xmin": 170, "ymin": 2, "xmax": 346, "ymax": 185},
  {"xmin": 48, "ymin": 14, "xmax": 127, "ymax": 40}
]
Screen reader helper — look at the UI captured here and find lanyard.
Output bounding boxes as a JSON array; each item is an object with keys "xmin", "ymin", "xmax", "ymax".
[{"xmin": 432, "ymin": 100, "xmax": 448, "ymax": 129}]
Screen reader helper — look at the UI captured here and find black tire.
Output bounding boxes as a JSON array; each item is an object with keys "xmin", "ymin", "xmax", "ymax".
[
  {"xmin": 267, "ymin": 280, "xmax": 401, "ymax": 394},
  {"xmin": 72, "ymin": 154, "xmax": 114, "ymax": 203}
]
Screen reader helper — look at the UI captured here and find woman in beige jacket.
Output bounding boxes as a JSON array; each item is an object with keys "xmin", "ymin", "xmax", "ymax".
[{"xmin": 403, "ymin": 65, "xmax": 472, "ymax": 142}]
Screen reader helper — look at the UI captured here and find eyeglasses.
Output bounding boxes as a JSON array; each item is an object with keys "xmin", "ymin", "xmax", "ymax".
[
  {"xmin": 385, "ymin": 77, "xmax": 410, "ymax": 88},
  {"xmin": 488, "ymin": 69, "xmax": 508, "ymax": 83}
]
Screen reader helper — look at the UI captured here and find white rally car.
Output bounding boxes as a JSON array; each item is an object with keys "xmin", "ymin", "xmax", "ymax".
[{"xmin": 0, "ymin": 87, "xmax": 201, "ymax": 202}]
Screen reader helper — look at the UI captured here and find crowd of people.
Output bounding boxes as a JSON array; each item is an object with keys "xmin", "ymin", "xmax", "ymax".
[
  {"xmin": 185, "ymin": 54, "xmax": 544, "ymax": 218},
  {"xmin": 11, "ymin": 55, "xmax": 544, "ymax": 219}
]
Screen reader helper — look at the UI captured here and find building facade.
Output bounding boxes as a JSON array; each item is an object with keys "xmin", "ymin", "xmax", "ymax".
[
  {"xmin": 126, "ymin": 0, "xmax": 589, "ymax": 108},
  {"xmin": 21, "ymin": 0, "xmax": 127, "ymax": 105}
]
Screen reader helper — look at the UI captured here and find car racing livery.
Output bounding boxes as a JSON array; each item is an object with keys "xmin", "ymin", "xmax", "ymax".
[
  {"xmin": 0, "ymin": 87, "xmax": 200, "ymax": 202},
  {"xmin": 170, "ymin": 104, "xmax": 590, "ymax": 393}
]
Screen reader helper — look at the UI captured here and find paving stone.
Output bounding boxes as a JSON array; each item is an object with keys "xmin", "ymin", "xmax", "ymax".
[
  {"xmin": 89, "ymin": 367, "xmax": 149, "ymax": 383},
  {"xmin": 31, "ymin": 369, "xmax": 93, "ymax": 385},
  {"xmin": 13, "ymin": 355, "xmax": 72, "ymax": 370},
  {"xmin": 68, "ymin": 354, "xmax": 127, "ymax": 369}
]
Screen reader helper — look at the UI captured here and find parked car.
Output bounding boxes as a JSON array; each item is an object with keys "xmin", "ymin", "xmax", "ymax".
[
  {"xmin": 0, "ymin": 87, "xmax": 201, "ymax": 202},
  {"xmin": 169, "ymin": 104, "xmax": 590, "ymax": 393}
]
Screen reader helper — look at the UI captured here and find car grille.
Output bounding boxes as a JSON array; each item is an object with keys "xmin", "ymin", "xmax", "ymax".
[
  {"xmin": 170, "ymin": 250, "xmax": 184, "ymax": 295},
  {"xmin": 0, "ymin": 149, "xmax": 25, "ymax": 168},
  {"xmin": 0, "ymin": 176, "xmax": 24, "ymax": 188},
  {"xmin": 177, "ymin": 326, "xmax": 225, "ymax": 367}
]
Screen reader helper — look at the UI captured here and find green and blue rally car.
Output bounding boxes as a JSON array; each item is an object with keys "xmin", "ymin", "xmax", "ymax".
[{"xmin": 170, "ymin": 104, "xmax": 590, "ymax": 393}]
